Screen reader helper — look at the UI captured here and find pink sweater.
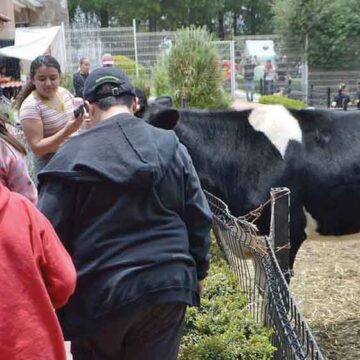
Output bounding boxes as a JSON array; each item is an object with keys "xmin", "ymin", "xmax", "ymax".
[{"xmin": 0, "ymin": 138, "xmax": 37, "ymax": 204}]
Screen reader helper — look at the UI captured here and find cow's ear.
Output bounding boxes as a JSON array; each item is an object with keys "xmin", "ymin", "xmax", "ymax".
[{"xmin": 149, "ymin": 109, "xmax": 179, "ymax": 130}]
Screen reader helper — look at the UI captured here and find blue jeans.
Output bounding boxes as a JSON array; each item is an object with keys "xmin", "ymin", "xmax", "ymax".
[{"xmin": 245, "ymin": 79, "xmax": 255, "ymax": 102}]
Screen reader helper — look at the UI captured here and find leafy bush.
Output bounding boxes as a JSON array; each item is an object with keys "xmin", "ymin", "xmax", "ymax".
[
  {"xmin": 152, "ymin": 56, "xmax": 172, "ymax": 97},
  {"xmin": 152, "ymin": 27, "xmax": 230, "ymax": 109},
  {"xmin": 61, "ymin": 73, "xmax": 74, "ymax": 94},
  {"xmin": 113, "ymin": 55, "xmax": 150, "ymax": 97},
  {"xmin": 179, "ymin": 240, "xmax": 275, "ymax": 359},
  {"xmin": 0, "ymin": 102, "xmax": 16, "ymax": 124},
  {"xmin": 259, "ymin": 95, "xmax": 305, "ymax": 109}
]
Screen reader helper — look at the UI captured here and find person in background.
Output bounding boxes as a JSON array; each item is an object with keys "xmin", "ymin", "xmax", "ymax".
[
  {"xmin": 264, "ymin": 59, "xmax": 276, "ymax": 95},
  {"xmin": 101, "ymin": 53, "xmax": 114, "ymax": 67},
  {"xmin": 333, "ymin": 83, "xmax": 350, "ymax": 109},
  {"xmin": 37, "ymin": 67, "xmax": 212, "ymax": 360},
  {"xmin": 15, "ymin": 55, "xmax": 83, "ymax": 176},
  {"xmin": 242, "ymin": 56, "xmax": 259, "ymax": 102},
  {"xmin": 73, "ymin": 57, "xmax": 91, "ymax": 98},
  {"xmin": 276, "ymin": 55, "xmax": 291, "ymax": 95},
  {"xmin": 0, "ymin": 112, "xmax": 37, "ymax": 203},
  {"xmin": 0, "ymin": 180, "xmax": 76, "ymax": 359},
  {"xmin": 355, "ymin": 81, "xmax": 360, "ymax": 110}
]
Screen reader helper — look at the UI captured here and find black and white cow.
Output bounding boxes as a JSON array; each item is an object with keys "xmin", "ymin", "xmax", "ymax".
[{"xmin": 145, "ymin": 103, "xmax": 360, "ymax": 271}]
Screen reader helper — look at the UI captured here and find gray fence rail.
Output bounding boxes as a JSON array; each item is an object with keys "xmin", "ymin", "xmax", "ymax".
[{"xmin": 205, "ymin": 188, "xmax": 324, "ymax": 360}]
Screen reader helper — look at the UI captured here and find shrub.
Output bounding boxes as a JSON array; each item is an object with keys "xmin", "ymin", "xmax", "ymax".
[
  {"xmin": 113, "ymin": 55, "xmax": 150, "ymax": 97},
  {"xmin": 259, "ymin": 95, "xmax": 305, "ymax": 109},
  {"xmin": 179, "ymin": 239, "xmax": 275, "ymax": 359},
  {"xmin": 152, "ymin": 56, "xmax": 172, "ymax": 97},
  {"xmin": 61, "ymin": 73, "xmax": 74, "ymax": 94},
  {"xmin": 152, "ymin": 27, "xmax": 230, "ymax": 109},
  {"xmin": 0, "ymin": 102, "xmax": 16, "ymax": 124}
]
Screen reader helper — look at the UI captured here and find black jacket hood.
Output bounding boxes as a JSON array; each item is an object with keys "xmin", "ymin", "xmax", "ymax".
[{"xmin": 38, "ymin": 113, "xmax": 178, "ymax": 188}]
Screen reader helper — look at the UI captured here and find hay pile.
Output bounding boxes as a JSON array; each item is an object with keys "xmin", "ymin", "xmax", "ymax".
[{"xmin": 290, "ymin": 238, "xmax": 360, "ymax": 359}]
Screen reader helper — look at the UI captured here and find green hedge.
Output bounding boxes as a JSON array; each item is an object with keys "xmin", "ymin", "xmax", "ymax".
[
  {"xmin": 61, "ymin": 73, "xmax": 75, "ymax": 94},
  {"xmin": 259, "ymin": 95, "xmax": 305, "ymax": 109},
  {"xmin": 113, "ymin": 55, "xmax": 150, "ymax": 97},
  {"xmin": 179, "ymin": 240, "xmax": 275, "ymax": 359}
]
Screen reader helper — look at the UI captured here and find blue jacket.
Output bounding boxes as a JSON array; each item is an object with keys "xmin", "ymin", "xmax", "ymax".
[{"xmin": 37, "ymin": 113, "xmax": 212, "ymax": 339}]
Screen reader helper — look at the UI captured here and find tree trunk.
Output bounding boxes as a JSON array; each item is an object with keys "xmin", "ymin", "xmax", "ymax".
[
  {"xmin": 233, "ymin": 12, "xmax": 238, "ymax": 36},
  {"xmin": 250, "ymin": 6, "xmax": 256, "ymax": 35},
  {"xmin": 218, "ymin": 11, "xmax": 224, "ymax": 40},
  {"xmin": 99, "ymin": 8, "xmax": 109, "ymax": 28},
  {"xmin": 148, "ymin": 15, "xmax": 157, "ymax": 32}
]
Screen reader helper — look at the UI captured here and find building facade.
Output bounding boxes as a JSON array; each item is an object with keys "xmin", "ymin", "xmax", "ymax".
[{"xmin": 0, "ymin": 0, "xmax": 69, "ymax": 31}]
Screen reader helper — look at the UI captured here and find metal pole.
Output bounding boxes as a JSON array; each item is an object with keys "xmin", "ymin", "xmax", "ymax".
[
  {"xmin": 133, "ymin": 18, "xmax": 139, "ymax": 79},
  {"xmin": 303, "ymin": 34, "xmax": 309, "ymax": 105},
  {"xmin": 230, "ymin": 40, "xmax": 236, "ymax": 99},
  {"xmin": 60, "ymin": 22, "xmax": 68, "ymax": 72},
  {"xmin": 270, "ymin": 187, "xmax": 290, "ymax": 281},
  {"xmin": 309, "ymin": 84, "xmax": 314, "ymax": 107}
]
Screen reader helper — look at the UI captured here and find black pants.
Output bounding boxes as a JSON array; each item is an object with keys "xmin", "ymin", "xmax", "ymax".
[{"xmin": 71, "ymin": 303, "xmax": 186, "ymax": 360}]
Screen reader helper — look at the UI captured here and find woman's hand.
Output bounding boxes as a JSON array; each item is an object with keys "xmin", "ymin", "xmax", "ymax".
[{"xmin": 65, "ymin": 113, "xmax": 84, "ymax": 135}]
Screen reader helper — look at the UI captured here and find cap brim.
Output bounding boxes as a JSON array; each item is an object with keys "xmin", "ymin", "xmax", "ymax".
[{"xmin": 102, "ymin": 61, "xmax": 114, "ymax": 66}]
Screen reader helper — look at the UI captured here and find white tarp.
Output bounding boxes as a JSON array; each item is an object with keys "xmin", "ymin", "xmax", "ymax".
[
  {"xmin": 0, "ymin": 25, "xmax": 67, "ymax": 77},
  {"xmin": 244, "ymin": 40, "xmax": 276, "ymax": 64}
]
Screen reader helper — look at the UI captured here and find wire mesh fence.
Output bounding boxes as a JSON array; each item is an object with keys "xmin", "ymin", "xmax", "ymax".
[
  {"xmin": 64, "ymin": 26, "xmax": 360, "ymax": 107},
  {"xmin": 64, "ymin": 27, "xmax": 237, "ymax": 97},
  {"xmin": 205, "ymin": 188, "xmax": 325, "ymax": 360}
]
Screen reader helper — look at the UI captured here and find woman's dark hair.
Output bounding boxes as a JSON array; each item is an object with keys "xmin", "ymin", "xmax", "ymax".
[
  {"xmin": 0, "ymin": 112, "xmax": 27, "ymax": 155},
  {"xmin": 15, "ymin": 55, "xmax": 62, "ymax": 110}
]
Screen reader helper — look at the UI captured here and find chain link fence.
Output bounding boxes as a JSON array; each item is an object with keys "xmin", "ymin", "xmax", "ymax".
[
  {"xmin": 64, "ymin": 26, "xmax": 237, "ymax": 98},
  {"xmin": 234, "ymin": 34, "xmax": 360, "ymax": 108},
  {"xmin": 205, "ymin": 188, "xmax": 325, "ymax": 360},
  {"xmin": 65, "ymin": 26, "xmax": 360, "ymax": 107}
]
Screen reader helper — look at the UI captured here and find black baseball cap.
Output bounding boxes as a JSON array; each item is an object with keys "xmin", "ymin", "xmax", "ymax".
[{"xmin": 83, "ymin": 67, "xmax": 136, "ymax": 103}]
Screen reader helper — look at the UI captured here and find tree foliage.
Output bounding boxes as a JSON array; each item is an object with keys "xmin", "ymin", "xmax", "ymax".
[
  {"xmin": 68, "ymin": 0, "xmax": 274, "ymax": 36},
  {"xmin": 155, "ymin": 27, "xmax": 230, "ymax": 109},
  {"xmin": 273, "ymin": 0, "xmax": 360, "ymax": 68}
]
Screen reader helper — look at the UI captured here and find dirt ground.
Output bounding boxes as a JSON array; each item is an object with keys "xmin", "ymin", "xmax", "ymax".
[{"xmin": 290, "ymin": 237, "xmax": 360, "ymax": 360}]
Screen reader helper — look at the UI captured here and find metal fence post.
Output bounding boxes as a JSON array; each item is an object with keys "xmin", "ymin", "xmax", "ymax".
[
  {"xmin": 327, "ymin": 87, "xmax": 331, "ymax": 108},
  {"xmin": 309, "ymin": 84, "xmax": 314, "ymax": 106},
  {"xmin": 270, "ymin": 188, "xmax": 290, "ymax": 281},
  {"xmin": 230, "ymin": 40, "xmax": 236, "ymax": 100},
  {"xmin": 181, "ymin": 96, "xmax": 188, "ymax": 108},
  {"xmin": 133, "ymin": 19, "xmax": 139, "ymax": 79}
]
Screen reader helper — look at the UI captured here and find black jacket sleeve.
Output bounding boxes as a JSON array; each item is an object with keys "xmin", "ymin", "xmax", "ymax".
[
  {"xmin": 37, "ymin": 180, "xmax": 77, "ymax": 252},
  {"xmin": 179, "ymin": 144, "xmax": 212, "ymax": 280}
]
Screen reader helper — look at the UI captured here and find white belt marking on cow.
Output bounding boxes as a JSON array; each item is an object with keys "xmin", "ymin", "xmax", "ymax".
[
  {"xmin": 304, "ymin": 207, "xmax": 360, "ymax": 241},
  {"xmin": 249, "ymin": 105, "xmax": 302, "ymax": 158}
]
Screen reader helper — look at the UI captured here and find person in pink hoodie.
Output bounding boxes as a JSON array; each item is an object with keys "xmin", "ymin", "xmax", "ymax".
[
  {"xmin": 0, "ymin": 112, "xmax": 37, "ymax": 204},
  {"xmin": 0, "ymin": 181, "xmax": 77, "ymax": 359}
]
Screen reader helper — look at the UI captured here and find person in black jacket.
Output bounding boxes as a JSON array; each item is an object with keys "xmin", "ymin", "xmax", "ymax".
[
  {"xmin": 37, "ymin": 67, "xmax": 212, "ymax": 360},
  {"xmin": 72, "ymin": 57, "xmax": 90, "ymax": 98}
]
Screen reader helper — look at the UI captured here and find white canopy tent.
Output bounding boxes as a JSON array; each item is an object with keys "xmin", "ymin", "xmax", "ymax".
[
  {"xmin": 0, "ymin": 24, "xmax": 67, "ymax": 79},
  {"xmin": 244, "ymin": 40, "xmax": 276, "ymax": 64}
]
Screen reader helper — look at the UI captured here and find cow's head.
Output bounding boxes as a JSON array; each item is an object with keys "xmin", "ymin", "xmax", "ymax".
[{"xmin": 137, "ymin": 94, "xmax": 179, "ymax": 130}]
